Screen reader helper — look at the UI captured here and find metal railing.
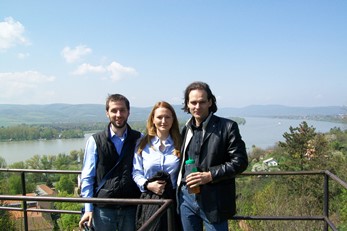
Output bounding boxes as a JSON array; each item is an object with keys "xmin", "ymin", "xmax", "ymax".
[
  {"xmin": 0, "ymin": 169, "xmax": 175, "ymax": 231},
  {"xmin": 233, "ymin": 170, "xmax": 347, "ymax": 231},
  {"xmin": 0, "ymin": 169, "xmax": 346, "ymax": 231},
  {"xmin": 0, "ymin": 195, "xmax": 173, "ymax": 231}
]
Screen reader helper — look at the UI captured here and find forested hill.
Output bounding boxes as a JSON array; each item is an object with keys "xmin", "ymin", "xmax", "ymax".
[
  {"xmin": 217, "ymin": 105, "xmax": 346, "ymax": 117},
  {"xmin": 0, "ymin": 104, "xmax": 345, "ymax": 126}
]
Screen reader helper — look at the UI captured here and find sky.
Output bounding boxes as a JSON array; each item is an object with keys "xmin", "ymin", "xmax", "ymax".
[{"xmin": 0, "ymin": 1, "xmax": 346, "ymax": 108}]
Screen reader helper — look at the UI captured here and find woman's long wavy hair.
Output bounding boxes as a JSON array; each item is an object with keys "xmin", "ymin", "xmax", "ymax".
[{"xmin": 136, "ymin": 101, "xmax": 181, "ymax": 157}]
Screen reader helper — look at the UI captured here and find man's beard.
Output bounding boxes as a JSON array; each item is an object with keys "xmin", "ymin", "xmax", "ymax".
[{"xmin": 111, "ymin": 119, "xmax": 127, "ymax": 129}]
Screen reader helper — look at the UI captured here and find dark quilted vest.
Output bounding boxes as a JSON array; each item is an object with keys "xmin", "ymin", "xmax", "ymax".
[{"xmin": 93, "ymin": 124, "xmax": 141, "ymax": 199}]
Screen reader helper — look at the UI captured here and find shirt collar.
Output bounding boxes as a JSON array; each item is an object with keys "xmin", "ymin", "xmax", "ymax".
[
  {"xmin": 109, "ymin": 126, "xmax": 128, "ymax": 139},
  {"xmin": 188, "ymin": 112, "xmax": 213, "ymax": 130},
  {"xmin": 152, "ymin": 135, "xmax": 173, "ymax": 146}
]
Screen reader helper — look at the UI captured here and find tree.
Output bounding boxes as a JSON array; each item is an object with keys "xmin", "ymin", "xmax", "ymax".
[
  {"xmin": 0, "ymin": 207, "xmax": 16, "ymax": 231},
  {"xmin": 278, "ymin": 121, "xmax": 317, "ymax": 171},
  {"xmin": 0, "ymin": 156, "xmax": 7, "ymax": 168},
  {"xmin": 54, "ymin": 191, "xmax": 81, "ymax": 231},
  {"xmin": 8, "ymin": 175, "xmax": 22, "ymax": 195},
  {"xmin": 69, "ymin": 149, "xmax": 84, "ymax": 165},
  {"xmin": 55, "ymin": 175, "xmax": 75, "ymax": 194},
  {"xmin": 337, "ymin": 189, "xmax": 347, "ymax": 230},
  {"xmin": 0, "ymin": 157, "xmax": 7, "ymax": 193},
  {"xmin": 53, "ymin": 153, "xmax": 72, "ymax": 170},
  {"xmin": 40, "ymin": 155, "xmax": 56, "ymax": 186},
  {"xmin": 6, "ymin": 174, "xmax": 35, "ymax": 195},
  {"xmin": 9, "ymin": 161, "xmax": 26, "ymax": 169},
  {"xmin": 277, "ymin": 122, "xmax": 328, "ymax": 207}
]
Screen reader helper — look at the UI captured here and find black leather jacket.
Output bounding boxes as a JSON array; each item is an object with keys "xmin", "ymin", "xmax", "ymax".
[{"xmin": 178, "ymin": 114, "xmax": 248, "ymax": 223}]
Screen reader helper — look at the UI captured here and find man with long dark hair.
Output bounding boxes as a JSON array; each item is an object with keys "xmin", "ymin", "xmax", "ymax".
[{"xmin": 177, "ymin": 81, "xmax": 248, "ymax": 231}]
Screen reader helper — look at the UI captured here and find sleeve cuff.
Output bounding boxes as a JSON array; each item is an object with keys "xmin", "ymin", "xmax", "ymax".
[
  {"xmin": 85, "ymin": 203, "xmax": 93, "ymax": 212},
  {"xmin": 143, "ymin": 181, "xmax": 149, "ymax": 191}
]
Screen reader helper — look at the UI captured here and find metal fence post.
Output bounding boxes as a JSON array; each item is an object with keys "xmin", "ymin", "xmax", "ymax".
[
  {"xmin": 21, "ymin": 171, "xmax": 29, "ymax": 231},
  {"xmin": 323, "ymin": 173, "xmax": 329, "ymax": 231},
  {"xmin": 167, "ymin": 203, "xmax": 174, "ymax": 231}
]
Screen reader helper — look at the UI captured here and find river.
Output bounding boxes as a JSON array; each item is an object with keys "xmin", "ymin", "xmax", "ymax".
[{"xmin": 0, "ymin": 117, "xmax": 346, "ymax": 164}]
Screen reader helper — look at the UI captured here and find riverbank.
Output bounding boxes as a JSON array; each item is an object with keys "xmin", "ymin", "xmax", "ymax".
[{"xmin": 0, "ymin": 117, "xmax": 346, "ymax": 165}]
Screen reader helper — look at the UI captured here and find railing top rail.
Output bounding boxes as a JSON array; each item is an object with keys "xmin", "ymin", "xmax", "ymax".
[
  {"xmin": 1, "ymin": 168, "xmax": 345, "ymax": 189},
  {"xmin": 0, "ymin": 168, "xmax": 326, "ymax": 175},
  {"xmin": 324, "ymin": 170, "xmax": 347, "ymax": 189},
  {"xmin": 0, "ymin": 195, "xmax": 172, "ymax": 206},
  {"xmin": 241, "ymin": 170, "xmax": 325, "ymax": 176},
  {"xmin": 0, "ymin": 168, "xmax": 81, "ymax": 174},
  {"xmin": 232, "ymin": 215, "xmax": 326, "ymax": 221}
]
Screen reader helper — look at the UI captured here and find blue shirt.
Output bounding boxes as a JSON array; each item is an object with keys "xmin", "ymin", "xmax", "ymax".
[
  {"xmin": 80, "ymin": 127, "xmax": 127, "ymax": 212},
  {"xmin": 132, "ymin": 135, "xmax": 180, "ymax": 192}
]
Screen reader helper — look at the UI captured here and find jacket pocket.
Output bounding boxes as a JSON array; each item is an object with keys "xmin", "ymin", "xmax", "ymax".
[{"xmin": 96, "ymin": 188, "xmax": 113, "ymax": 198}]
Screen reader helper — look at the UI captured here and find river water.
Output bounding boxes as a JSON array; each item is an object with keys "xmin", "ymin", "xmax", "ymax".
[{"xmin": 0, "ymin": 117, "xmax": 346, "ymax": 164}]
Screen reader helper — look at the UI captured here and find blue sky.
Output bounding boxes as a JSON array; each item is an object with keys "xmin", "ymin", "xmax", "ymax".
[{"xmin": 1, "ymin": 1, "xmax": 346, "ymax": 108}]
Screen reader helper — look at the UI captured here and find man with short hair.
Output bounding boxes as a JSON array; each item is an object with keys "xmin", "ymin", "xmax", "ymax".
[{"xmin": 79, "ymin": 94, "xmax": 141, "ymax": 231}]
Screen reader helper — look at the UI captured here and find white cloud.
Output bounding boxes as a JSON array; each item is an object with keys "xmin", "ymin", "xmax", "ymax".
[
  {"xmin": 71, "ymin": 61, "xmax": 137, "ymax": 81},
  {"xmin": 61, "ymin": 45, "xmax": 92, "ymax": 63},
  {"xmin": 0, "ymin": 17, "xmax": 29, "ymax": 50},
  {"xmin": 0, "ymin": 71, "xmax": 55, "ymax": 99},
  {"xmin": 107, "ymin": 61, "xmax": 137, "ymax": 81},
  {"xmin": 72, "ymin": 63, "xmax": 106, "ymax": 75}
]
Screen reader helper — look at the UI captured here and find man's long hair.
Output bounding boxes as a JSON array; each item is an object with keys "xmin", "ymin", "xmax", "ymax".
[{"xmin": 182, "ymin": 81, "xmax": 217, "ymax": 113}]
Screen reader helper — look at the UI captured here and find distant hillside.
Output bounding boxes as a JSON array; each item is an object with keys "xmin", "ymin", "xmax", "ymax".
[
  {"xmin": 0, "ymin": 104, "xmax": 345, "ymax": 126},
  {"xmin": 0, "ymin": 104, "xmax": 190, "ymax": 126},
  {"xmin": 217, "ymin": 105, "xmax": 346, "ymax": 117}
]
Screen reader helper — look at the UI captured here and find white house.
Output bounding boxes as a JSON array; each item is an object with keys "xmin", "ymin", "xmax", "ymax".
[{"xmin": 263, "ymin": 157, "xmax": 278, "ymax": 167}]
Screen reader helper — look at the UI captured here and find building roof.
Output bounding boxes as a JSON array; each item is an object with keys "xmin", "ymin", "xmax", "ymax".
[
  {"xmin": 2, "ymin": 186, "xmax": 56, "ymax": 230},
  {"xmin": 36, "ymin": 184, "xmax": 55, "ymax": 195}
]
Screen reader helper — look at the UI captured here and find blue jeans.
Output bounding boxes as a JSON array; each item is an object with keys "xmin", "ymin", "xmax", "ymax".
[
  {"xmin": 93, "ymin": 206, "xmax": 136, "ymax": 231},
  {"xmin": 179, "ymin": 185, "xmax": 228, "ymax": 231}
]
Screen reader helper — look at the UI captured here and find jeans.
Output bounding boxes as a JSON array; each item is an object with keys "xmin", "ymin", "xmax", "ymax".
[
  {"xmin": 93, "ymin": 206, "xmax": 136, "ymax": 231},
  {"xmin": 179, "ymin": 185, "xmax": 228, "ymax": 231}
]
